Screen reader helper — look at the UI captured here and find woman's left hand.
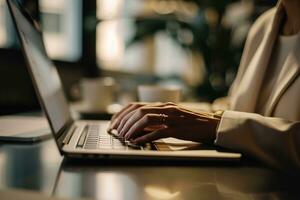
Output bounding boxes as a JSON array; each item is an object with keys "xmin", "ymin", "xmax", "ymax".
[{"xmin": 108, "ymin": 102, "xmax": 220, "ymax": 145}]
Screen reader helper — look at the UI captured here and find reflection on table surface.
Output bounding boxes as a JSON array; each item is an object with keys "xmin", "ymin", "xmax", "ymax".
[
  {"xmin": 55, "ymin": 161, "xmax": 300, "ymax": 200},
  {"xmin": 0, "ymin": 139, "xmax": 299, "ymax": 200},
  {"xmin": 0, "ymin": 140, "xmax": 62, "ymax": 194}
]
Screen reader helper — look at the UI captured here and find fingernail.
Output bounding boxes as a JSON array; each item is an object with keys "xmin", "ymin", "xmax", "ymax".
[
  {"xmin": 109, "ymin": 129, "xmax": 119, "ymax": 138},
  {"xmin": 108, "ymin": 128, "xmax": 114, "ymax": 134}
]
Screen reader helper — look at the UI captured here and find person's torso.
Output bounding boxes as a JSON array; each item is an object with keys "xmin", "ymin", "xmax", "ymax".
[{"xmin": 229, "ymin": 6, "xmax": 300, "ymax": 121}]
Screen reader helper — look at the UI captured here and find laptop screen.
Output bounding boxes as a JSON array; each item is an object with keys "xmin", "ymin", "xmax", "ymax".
[{"xmin": 8, "ymin": 0, "xmax": 72, "ymax": 136}]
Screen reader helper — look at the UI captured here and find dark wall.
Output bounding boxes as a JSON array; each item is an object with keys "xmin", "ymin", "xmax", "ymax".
[
  {"xmin": 0, "ymin": 49, "xmax": 39, "ymax": 115},
  {"xmin": 0, "ymin": 0, "xmax": 97, "ymax": 115}
]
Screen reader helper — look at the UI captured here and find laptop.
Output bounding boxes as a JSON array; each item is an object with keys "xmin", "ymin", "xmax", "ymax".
[{"xmin": 7, "ymin": 0, "xmax": 241, "ymax": 161}]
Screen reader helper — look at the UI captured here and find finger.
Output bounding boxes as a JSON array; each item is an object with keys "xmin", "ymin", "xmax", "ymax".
[
  {"xmin": 108, "ymin": 104, "xmax": 133, "ymax": 131},
  {"xmin": 108, "ymin": 103, "xmax": 144, "ymax": 131},
  {"xmin": 109, "ymin": 102, "xmax": 174, "ymax": 131},
  {"xmin": 118, "ymin": 106, "xmax": 172, "ymax": 137},
  {"xmin": 111, "ymin": 102, "xmax": 151, "ymax": 121},
  {"xmin": 117, "ymin": 103, "xmax": 177, "ymax": 136},
  {"xmin": 124, "ymin": 113, "xmax": 166, "ymax": 140},
  {"xmin": 116, "ymin": 105, "xmax": 159, "ymax": 136},
  {"xmin": 132, "ymin": 128, "xmax": 171, "ymax": 144},
  {"xmin": 112, "ymin": 103, "xmax": 144, "ymax": 122},
  {"xmin": 110, "ymin": 105, "xmax": 129, "ymax": 122},
  {"xmin": 116, "ymin": 109, "xmax": 138, "ymax": 134}
]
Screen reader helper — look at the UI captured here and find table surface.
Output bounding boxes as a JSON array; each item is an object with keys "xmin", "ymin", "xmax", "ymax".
[{"xmin": 0, "ymin": 138, "xmax": 299, "ymax": 200}]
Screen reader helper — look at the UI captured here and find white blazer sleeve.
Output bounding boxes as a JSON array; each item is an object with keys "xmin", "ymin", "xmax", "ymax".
[{"xmin": 215, "ymin": 111, "xmax": 300, "ymax": 171}]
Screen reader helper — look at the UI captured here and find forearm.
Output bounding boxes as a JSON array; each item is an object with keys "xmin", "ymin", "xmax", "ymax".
[{"xmin": 215, "ymin": 111, "xmax": 300, "ymax": 172}]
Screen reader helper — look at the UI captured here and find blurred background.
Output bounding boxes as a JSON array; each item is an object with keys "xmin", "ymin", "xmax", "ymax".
[{"xmin": 0, "ymin": 0, "xmax": 277, "ymax": 115}]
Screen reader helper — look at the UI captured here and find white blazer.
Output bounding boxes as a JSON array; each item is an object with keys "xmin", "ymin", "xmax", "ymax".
[{"xmin": 214, "ymin": 2, "xmax": 300, "ymax": 172}]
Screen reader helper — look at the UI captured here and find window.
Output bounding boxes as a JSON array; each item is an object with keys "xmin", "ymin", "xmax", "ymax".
[
  {"xmin": 39, "ymin": 0, "xmax": 82, "ymax": 62},
  {"xmin": 96, "ymin": 0, "xmax": 191, "ymax": 76},
  {"xmin": 0, "ymin": 0, "xmax": 15, "ymax": 48}
]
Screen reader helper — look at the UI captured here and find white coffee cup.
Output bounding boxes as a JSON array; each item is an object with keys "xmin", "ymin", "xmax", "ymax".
[
  {"xmin": 81, "ymin": 77, "xmax": 115, "ymax": 112},
  {"xmin": 137, "ymin": 85, "xmax": 181, "ymax": 103}
]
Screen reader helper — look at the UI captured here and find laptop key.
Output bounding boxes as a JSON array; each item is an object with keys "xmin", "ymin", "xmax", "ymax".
[
  {"xmin": 81, "ymin": 124, "xmax": 145, "ymax": 150},
  {"xmin": 77, "ymin": 125, "xmax": 89, "ymax": 148},
  {"xmin": 83, "ymin": 125, "xmax": 100, "ymax": 149}
]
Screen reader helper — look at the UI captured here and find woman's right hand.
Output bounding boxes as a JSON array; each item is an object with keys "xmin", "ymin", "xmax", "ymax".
[{"xmin": 108, "ymin": 102, "xmax": 220, "ymax": 145}]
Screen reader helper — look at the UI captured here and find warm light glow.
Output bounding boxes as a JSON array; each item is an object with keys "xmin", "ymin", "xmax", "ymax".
[
  {"xmin": 97, "ymin": 21, "xmax": 124, "ymax": 67},
  {"xmin": 95, "ymin": 172, "xmax": 137, "ymax": 200},
  {"xmin": 145, "ymin": 185, "xmax": 181, "ymax": 200},
  {"xmin": 97, "ymin": 0, "xmax": 123, "ymax": 19},
  {"xmin": 150, "ymin": 0, "xmax": 177, "ymax": 15},
  {"xmin": 40, "ymin": 0, "xmax": 65, "ymax": 11},
  {"xmin": 40, "ymin": 0, "xmax": 82, "ymax": 61},
  {"xmin": 0, "ymin": 29, "xmax": 6, "ymax": 47},
  {"xmin": 97, "ymin": 173, "xmax": 121, "ymax": 200},
  {"xmin": 0, "ymin": 0, "xmax": 8, "ymax": 46},
  {"xmin": 0, "ymin": 152, "xmax": 7, "ymax": 188}
]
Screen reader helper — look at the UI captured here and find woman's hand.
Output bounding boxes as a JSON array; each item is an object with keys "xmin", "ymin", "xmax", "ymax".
[{"xmin": 108, "ymin": 102, "xmax": 220, "ymax": 145}]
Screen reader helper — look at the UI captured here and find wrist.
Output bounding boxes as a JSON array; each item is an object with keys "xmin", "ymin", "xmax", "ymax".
[
  {"xmin": 210, "ymin": 110, "xmax": 224, "ymax": 142},
  {"xmin": 213, "ymin": 110, "xmax": 225, "ymax": 119}
]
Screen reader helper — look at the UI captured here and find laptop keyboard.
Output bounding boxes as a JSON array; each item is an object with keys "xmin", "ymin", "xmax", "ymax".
[{"xmin": 77, "ymin": 124, "xmax": 143, "ymax": 150}]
